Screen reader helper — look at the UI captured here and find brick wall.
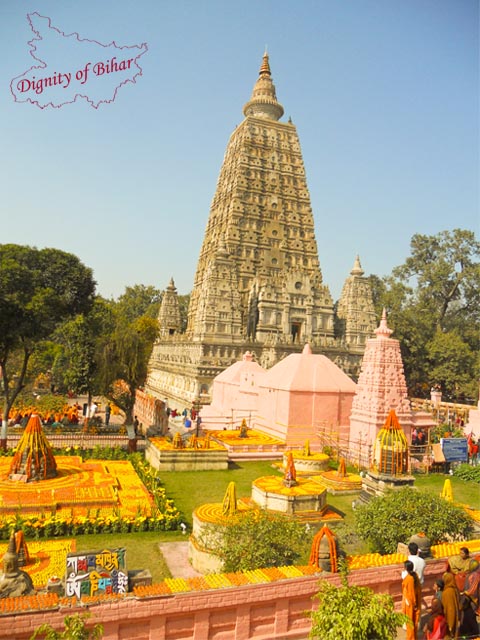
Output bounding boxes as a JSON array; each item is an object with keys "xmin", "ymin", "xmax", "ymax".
[{"xmin": 2, "ymin": 558, "xmax": 448, "ymax": 640}]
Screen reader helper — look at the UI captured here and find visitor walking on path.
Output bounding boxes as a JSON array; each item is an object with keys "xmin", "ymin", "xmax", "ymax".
[{"xmin": 402, "ymin": 560, "xmax": 422, "ymax": 640}]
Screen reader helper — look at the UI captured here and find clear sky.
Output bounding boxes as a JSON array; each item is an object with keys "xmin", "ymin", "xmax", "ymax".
[{"xmin": 1, "ymin": 0, "xmax": 478, "ymax": 301}]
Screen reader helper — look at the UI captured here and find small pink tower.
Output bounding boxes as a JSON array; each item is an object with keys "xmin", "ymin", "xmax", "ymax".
[{"xmin": 348, "ymin": 309, "xmax": 413, "ymax": 450}]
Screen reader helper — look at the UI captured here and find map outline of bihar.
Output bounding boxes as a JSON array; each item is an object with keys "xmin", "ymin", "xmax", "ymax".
[{"xmin": 10, "ymin": 12, "xmax": 148, "ymax": 109}]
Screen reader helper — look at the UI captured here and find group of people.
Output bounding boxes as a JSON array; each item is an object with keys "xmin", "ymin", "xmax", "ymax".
[
  {"xmin": 411, "ymin": 429, "xmax": 427, "ymax": 446},
  {"xmin": 401, "ymin": 543, "xmax": 480, "ymax": 639}
]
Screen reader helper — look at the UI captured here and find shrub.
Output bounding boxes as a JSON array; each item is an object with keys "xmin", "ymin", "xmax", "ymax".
[
  {"xmin": 30, "ymin": 613, "xmax": 103, "ymax": 639},
  {"xmin": 355, "ymin": 487, "xmax": 474, "ymax": 554},
  {"xmin": 202, "ymin": 509, "xmax": 308, "ymax": 572},
  {"xmin": 309, "ymin": 564, "xmax": 409, "ymax": 639},
  {"xmin": 453, "ymin": 463, "xmax": 480, "ymax": 483}
]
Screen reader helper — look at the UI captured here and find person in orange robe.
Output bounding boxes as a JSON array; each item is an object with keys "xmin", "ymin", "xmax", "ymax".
[
  {"xmin": 402, "ymin": 560, "xmax": 422, "ymax": 640},
  {"xmin": 442, "ymin": 571, "xmax": 460, "ymax": 639}
]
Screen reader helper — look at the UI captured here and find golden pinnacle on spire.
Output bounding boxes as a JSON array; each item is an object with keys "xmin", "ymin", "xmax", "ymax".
[
  {"xmin": 243, "ymin": 52, "xmax": 284, "ymax": 121},
  {"xmin": 259, "ymin": 51, "xmax": 271, "ymax": 76}
]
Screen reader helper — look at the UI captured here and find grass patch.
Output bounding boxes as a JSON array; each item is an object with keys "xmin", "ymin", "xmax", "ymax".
[
  {"xmin": 74, "ymin": 531, "xmax": 182, "ymax": 583},
  {"xmin": 414, "ymin": 473, "xmax": 480, "ymax": 507},
  {"xmin": 160, "ymin": 460, "xmax": 279, "ymax": 526}
]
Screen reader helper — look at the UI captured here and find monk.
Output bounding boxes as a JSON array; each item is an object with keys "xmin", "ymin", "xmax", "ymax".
[{"xmin": 402, "ymin": 560, "xmax": 422, "ymax": 640}]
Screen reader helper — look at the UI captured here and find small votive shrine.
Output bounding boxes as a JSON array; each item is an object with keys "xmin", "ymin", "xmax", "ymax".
[
  {"xmin": 316, "ymin": 457, "xmax": 363, "ymax": 494},
  {"xmin": 360, "ymin": 409, "xmax": 414, "ymax": 501},
  {"xmin": 9, "ymin": 414, "xmax": 57, "ymax": 482},
  {"xmin": 309, "ymin": 525, "xmax": 341, "ymax": 573},
  {"xmin": 251, "ymin": 455, "xmax": 329, "ymax": 516},
  {"xmin": 281, "ymin": 441, "xmax": 330, "ymax": 475},
  {"xmin": 145, "ymin": 435, "xmax": 228, "ymax": 471},
  {"xmin": 189, "ymin": 482, "xmax": 252, "ymax": 574}
]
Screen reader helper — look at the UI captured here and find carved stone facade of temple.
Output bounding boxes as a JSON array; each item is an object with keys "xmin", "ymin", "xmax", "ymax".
[
  {"xmin": 336, "ymin": 256, "xmax": 377, "ymax": 348},
  {"xmin": 146, "ymin": 54, "xmax": 376, "ymax": 409}
]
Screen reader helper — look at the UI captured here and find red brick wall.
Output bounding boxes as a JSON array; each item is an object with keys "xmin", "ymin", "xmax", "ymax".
[{"xmin": 2, "ymin": 559, "xmax": 448, "ymax": 640}]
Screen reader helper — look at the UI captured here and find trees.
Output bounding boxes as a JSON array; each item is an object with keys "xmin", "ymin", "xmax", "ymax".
[
  {"xmin": 97, "ymin": 291, "xmax": 159, "ymax": 424},
  {"xmin": 53, "ymin": 298, "xmax": 115, "ymax": 404},
  {"xmin": 309, "ymin": 566, "xmax": 408, "ymax": 640},
  {"xmin": 115, "ymin": 284, "xmax": 161, "ymax": 322},
  {"xmin": 369, "ymin": 229, "xmax": 479, "ymax": 399},
  {"xmin": 201, "ymin": 510, "xmax": 308, "ymax": 572},
  {"xmin": 0, "ymin": 245, "xmax": 95, "ymax": 447},
  {"xmin": 354, "ymin": 488, "xmax": 474, "ymax": 555}
]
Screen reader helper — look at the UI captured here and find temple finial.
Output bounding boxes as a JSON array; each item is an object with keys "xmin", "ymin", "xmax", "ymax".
[
  {"xmin": 351, "ymin": 255, "xmax": 364, "ymax": 276},
  {"xmin": 243, "ymin": 51, "xmax": 284, "ymax": 121},
  {"xmin": 375, "ymin": 308, "xmax": 393, "ymax": 339},
  {"xmin": 259, "ymin": 51, "xmax": 271, "ymax": 76}
]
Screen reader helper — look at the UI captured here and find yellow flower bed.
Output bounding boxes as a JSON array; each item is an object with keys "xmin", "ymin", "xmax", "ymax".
[
  {"xmin": 0, "ymin": 538, "xmax": 75, "ymax": 588},
  {"xmin": 431, "ymin": 539, "xmax": 480, "ymax": 558},
  {"xmin": 252, "ymin": 475, "xmax": 326, "ymax": 496},
  {"xmin": 0, "ymin": 458, "xmax": 153, "ymax": 520}
]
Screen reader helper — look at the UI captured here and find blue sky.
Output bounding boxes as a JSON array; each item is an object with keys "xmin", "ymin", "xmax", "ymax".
[{"xmin": 1, "ymin": 0, "xmax": 478, "ymax": 301}]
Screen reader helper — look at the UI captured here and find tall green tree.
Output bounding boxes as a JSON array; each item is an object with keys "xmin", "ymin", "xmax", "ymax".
[
  {"xmin": 97, "ymin": 288, "xmax": 159, "ymax": 424},
  {"xmin": 115, "ymin": 284, "xmax": 162, "ymax": 322},
  {"xmin": 54, "ymin": 298, "xmax": 115, "ymax": 404},
  {"xmin": 0, "ymin": 245, "xmax": 95, "ymax": 447},
  {"xmin": 369, "ymin": 229, "xmax": 479, "ymax": 399}
]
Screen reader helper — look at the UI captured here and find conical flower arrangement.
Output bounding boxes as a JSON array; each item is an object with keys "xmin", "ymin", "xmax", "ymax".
[
  {"xmin": 9, "ymin": 414, "xmax": 57, "ymax": 482},
  {"xmin": 373, "ymin": 409, "xmax": 409, "ymax": 476}
]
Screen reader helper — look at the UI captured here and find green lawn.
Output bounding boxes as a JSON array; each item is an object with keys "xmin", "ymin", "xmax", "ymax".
[
  {"xmin": 74, "ymin": 531, "xmax": 182, "ymax": 583},
  {"xmin": 160, "ymin": 460, "xmax": 279, "ymax": 525}
]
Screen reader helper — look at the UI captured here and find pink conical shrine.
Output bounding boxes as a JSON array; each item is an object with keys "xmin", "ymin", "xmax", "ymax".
[{"xmin": 348, "ymin": 310, "xmax": 412, "ymax": 448}]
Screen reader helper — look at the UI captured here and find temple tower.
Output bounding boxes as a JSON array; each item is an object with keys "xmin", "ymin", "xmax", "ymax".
[
  {"xmin": 187, "ymin": 52, "xmax": 334, "ymax": 346},
  {"xmin": 157, "ymin": 278, "xmax": 181, "ymax": 338},
  {"xmin": 146, "ymin": 53, "xmax": 374, "ymax": 408},
  {"xmin": 336, "ymin": 256, "xmax": 376, "ymax": 348},
  {"xmin": 348, "ymin": 310, "xmax": 412, "ymax": 448}
]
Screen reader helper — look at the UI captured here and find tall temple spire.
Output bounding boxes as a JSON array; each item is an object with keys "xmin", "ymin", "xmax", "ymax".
[
  {"xmin": 336, "ymin": 255, "xmax": 376, "ymax": 347},
  {"xmin": 145, "ymin": 53, "xmax": 369, "ymax": 410},
  {"xmin": 243, "ymin": 52, "xmax": 284, "ymax": 121}
]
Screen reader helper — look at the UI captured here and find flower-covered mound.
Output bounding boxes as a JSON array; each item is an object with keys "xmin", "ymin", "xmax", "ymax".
[
  {"xmin": 0, "ymin": 538, "xmax": 75, "ymax": 588},
  {"xmin": 253, "ymin": 475, "xmax": 325, "ymax": 497},
  {"xmin": 208, "ymin": 429, "xmax": 284, "ymax": 447},
  {"xmin": 0, "ymin": 457, "xmax": 152, "ymax": 519},
  {"xmin": 194, "ymin": 501, "xmax": 253, "ymax": 525}
]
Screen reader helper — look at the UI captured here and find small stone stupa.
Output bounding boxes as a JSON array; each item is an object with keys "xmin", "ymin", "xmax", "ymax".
[
  {"xmin": 0, "ymin": 534, "xmax": 34, "ymax": 598},
  {"xmin": 8, "ymin": 414, "xmax": 57, "ymax": 482},
  {"xmin": 360, "ymin": 409, "xmax": 414, "ymax": 501}
]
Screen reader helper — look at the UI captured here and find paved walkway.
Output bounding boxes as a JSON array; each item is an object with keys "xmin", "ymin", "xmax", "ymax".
[{"xmin": 158, "ymin": 541, "xmax": 203, "ymax": 579}]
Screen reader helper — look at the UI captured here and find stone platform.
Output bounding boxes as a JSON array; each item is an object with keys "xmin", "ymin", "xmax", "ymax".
[{"xmin": 145, "ymin": 437, "xmax": 228, "ymax": 471}]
